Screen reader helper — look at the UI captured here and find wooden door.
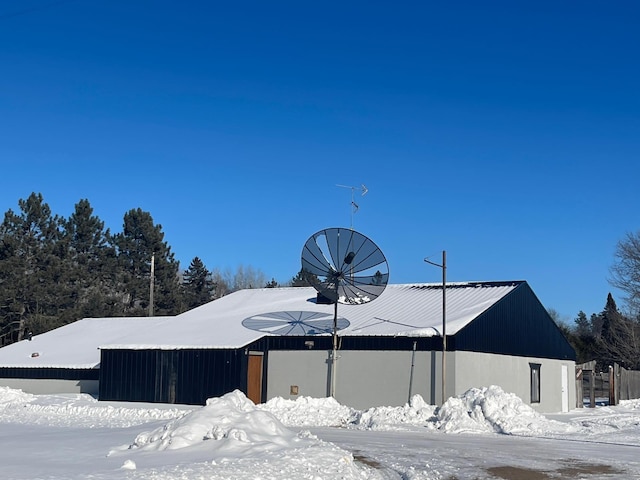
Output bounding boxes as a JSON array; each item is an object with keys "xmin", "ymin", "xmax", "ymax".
[{"xmin": 247, "ymin": 353, "xmax": 263, "ymax": 404}]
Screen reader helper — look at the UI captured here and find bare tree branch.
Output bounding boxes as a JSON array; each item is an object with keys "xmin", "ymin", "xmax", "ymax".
[{"xmin": 609, "ymin": 231, "xmax": 640, "ymax": 315}]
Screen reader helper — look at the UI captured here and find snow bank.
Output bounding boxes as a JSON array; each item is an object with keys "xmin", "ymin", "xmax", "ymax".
[
  {"xmin": 0, "ymin": 387, "xmax": 189, "ymax": 428},
  {"xmin": 352, "ymin": 394, "xmax": 438, "ymax": 430},
  {"xmin": 259, "ymin": 395, "xmax": 358, "ymax": 427},
  {"xmin": 129, "ymin": 390, "xmax": 305, "ymax": 454},
  {"xmin": 0, "ymin": 384, "xmax": 576, "ymax": 439},
  {"xmin": 115, "ymin": 390, "xmax": 375, "ymax": 479},
  {"xmin": 258, "ymin": 385, "xmax": 574, "ymax": 437},
  {"xmin": 436, "ymin": 385, "xmax": 558, "ymax": 434},
  {"xmin": 0, "ymin": 385, "xmax": 35, "ymax": 404}
]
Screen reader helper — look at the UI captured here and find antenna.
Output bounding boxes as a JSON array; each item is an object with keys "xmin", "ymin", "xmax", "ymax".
[
  {"xmin": 149, "ymin": 252, "xmax": 155, "ymax": 317},
  {"xmin": 336, "ymin": 184, "xmax": 368, "ymax": 229}
]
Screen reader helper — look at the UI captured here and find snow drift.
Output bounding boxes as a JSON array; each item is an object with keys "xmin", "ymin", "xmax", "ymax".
[{"xmin": 128, "ymin": 390, "xmax": 307, "ymax": 453}]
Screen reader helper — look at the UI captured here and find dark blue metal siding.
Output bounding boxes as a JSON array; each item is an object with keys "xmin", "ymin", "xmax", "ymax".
[
  {"xmin": 453, "ymin": 283, "xmax": 576, "ymax": 360},
  {"xmin": 99, "ymin": 349, "xmax": 245, "ymax": 405},
  {"xmin": 248, "ymin": 335, "xmax": 441, "ymax": 351},
  {"xmin": 0, "ymin": 367, "xmax": 99, "ymax": 380}
]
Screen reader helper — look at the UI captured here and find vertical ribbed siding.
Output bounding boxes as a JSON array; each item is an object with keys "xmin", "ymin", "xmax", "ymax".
[
  {"xmin": 0, "ymin": 367, "xmax": 98, "ymax": 380},
  {"xmin": 454, "ymin": 283, "xmax": 576, "ymax": 360},
  {"xmin": 99, "ymin": 348, "xmax": 246, "ymax": 405}
]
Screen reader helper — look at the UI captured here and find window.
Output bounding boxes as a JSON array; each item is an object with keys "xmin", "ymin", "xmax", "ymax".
[{"xmin": 530, "ymin": 363, "xmax": 541, "ymax": 403}]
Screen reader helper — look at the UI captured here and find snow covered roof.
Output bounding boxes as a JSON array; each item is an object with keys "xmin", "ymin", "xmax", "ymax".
[
  {"xmin": 0, "ymin": 281, "xmax": 523, "ymax": 368},
  {"xmin": 0, "ymin": 316, "xmax": 174, "ymax": 369}
]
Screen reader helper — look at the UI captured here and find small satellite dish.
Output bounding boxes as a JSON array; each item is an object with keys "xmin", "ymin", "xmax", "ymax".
[
  {"xmin": 301, "ymin": 227, "xmax": 389, "ymax": 305},
  {"xmin": 242, "ymin": 311, "xmax": 350, "ymax": 336}
]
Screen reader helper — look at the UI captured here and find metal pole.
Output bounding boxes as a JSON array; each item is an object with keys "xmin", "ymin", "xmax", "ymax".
[
  {"xmin": 442, "ymin": 250, "xmax": 447, "ymax": 405},
  {"xmin": 408, "ymin": 341, "xmax": 417, "ymax": 402},
  {"xmin": 331, "ymin": 300, "xmax": 338, "ymax": 397},
  {"xmin": 149, "ymin": 253, "xmax": 155, "ymax": 317},
  {"xmin": 424, "ymin": 251, "xmax": 447, "ymax": 405}
]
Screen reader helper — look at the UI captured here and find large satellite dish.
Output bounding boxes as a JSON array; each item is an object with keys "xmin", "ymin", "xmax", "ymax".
[
  {"xmin": 301, "ymin": 227, "xmax": 389, "ymax": 305},
  {"xmin": 301, "ymin": 227, "xmax": 388, "ymax": 398}
]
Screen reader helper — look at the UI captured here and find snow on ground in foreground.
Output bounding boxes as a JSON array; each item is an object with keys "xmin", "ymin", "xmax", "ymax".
[
  {"xmin": 0, "ymin": 386, "xmax": 190, "ymax": 428},
  {"xmin": 122, "ymin": 390, "xmax": 318, "ymax": 453},
  {"xmin": 107, "ymin": 390, "xmax": 371, "ymax": 479},
  {"xmin": 0, "ymin": 383, "xmax": 614, "ymax": 436},
  {"xmin": 3, "ymin": 385, "xmax": 640, "ymax": 479}
]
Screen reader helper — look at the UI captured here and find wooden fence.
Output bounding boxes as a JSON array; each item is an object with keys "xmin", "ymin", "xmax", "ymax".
[{"xmin": 576, "ymin": 361, "xmax": 640, "ymax": 407}]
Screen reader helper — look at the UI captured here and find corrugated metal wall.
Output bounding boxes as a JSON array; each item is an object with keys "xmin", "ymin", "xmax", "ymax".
[
  {"xmin": 99, "ymin": 348, "xmax": 245, "ymax": 404},
  {"xmin": 249, "ymin": 335, "xmax": 441, "ymax": 352},
  {"xmin": 453, "ymin": 283, "xmax": 576, "ymax": 360},
  {"xmin": 0, "ymin": 367, "xmax": 98, "ymax": 380}
]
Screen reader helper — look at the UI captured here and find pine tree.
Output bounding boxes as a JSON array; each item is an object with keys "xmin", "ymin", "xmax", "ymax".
[
  {"xmin": 572, "ymin": 310, "xmax": 598, "ymax": 364},
  {"xmin": 290, "ymin": 269, "xmax": 312, "ymax": 287},
  {"xmin": 574, "ymin": 310, "xmax": 591, "ymax": 337},
  {"xmin": 182, "ymin": 257, "xmax": 215, "ymax": 309},
  {"xmin": 0, "ymin": 193, "xmax": 64, "ymax": 338},
  {"xmin": 113, "ymin": 208, "xmax": 182, "ymax": 316},
  {"xmin": 63, "ymin": 199, "xmax": 120, "ymax": 319},
  {"xmin": 597, "ymin": 293, "xmax": 640, "ymax": 369},
  {"xmin": 600, "ymin": 293, "xmax": 621, "ymax": 344}
]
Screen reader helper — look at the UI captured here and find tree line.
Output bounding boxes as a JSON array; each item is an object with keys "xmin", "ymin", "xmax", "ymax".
[
  {"xmin": 4, "ymin": 193, "xmax": 640, "ymax": 372},
  {"xmin": 0, "ymin": 193, "xmax": 306, "ymax": 345},
  {"xmin": 555, "ymin": 293, "xmax": 640, "ymax": 372},
  {"xmin": 555, "ymin": 230, "xmax": 640, "ymax": 371}
]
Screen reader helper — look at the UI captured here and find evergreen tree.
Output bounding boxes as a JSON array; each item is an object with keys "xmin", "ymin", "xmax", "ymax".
[
  {"xmin": 182, "ymin": 257, "xmax": 215, "ymax": 309},
  {"xmin": 290, "ymin": 269, "xmax": 312, "ymax": 287},
  {"xmin": 600, "ymin": 293, "xmax": 620, "ymax": 343},
  {"xmin": 113, "ymin": 209, "xmax": 181, "ymax": 316},
  {"xmin": 572, "ymin": 310, "xmax": 597, "ymax": 364},
  {"xmin": 265, "ymin": 278, "xmax": 279, "ymax": 288},
  {"xmin": 63, "ymin": 199, "xmax": 120, "ymax": 319},
  {"xmin": 0, "ymin": 193, "xmax": 64, "ymax": 338},
  {"xmin": 574, "ymin": 310, "xmax": 591, "ymax": 337},
  {"xmin": 597, "ymin": 293, "xmax": 640, "ymax": 369}
]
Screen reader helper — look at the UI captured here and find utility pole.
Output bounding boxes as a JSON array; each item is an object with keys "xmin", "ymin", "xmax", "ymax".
[
  {"xmin": 149, "ymin": 253, "xmax": 155, "ymax": 317},
  {"xmin": 425, "ymin": 250, "xmax": 446, "ymax": 405}
]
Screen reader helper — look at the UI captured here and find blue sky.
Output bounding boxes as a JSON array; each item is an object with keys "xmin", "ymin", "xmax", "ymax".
[{"xmin": 1, "ymin": 1, "xmax": 638, "ymax": 322}]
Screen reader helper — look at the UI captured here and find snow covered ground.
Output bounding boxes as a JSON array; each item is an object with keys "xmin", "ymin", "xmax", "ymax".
[{"xmin": 2, "ymin": 385, "xmax": 640, "ymax": 479}]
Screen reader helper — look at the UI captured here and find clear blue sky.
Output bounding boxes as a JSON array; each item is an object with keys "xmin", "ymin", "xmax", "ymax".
[{"xmin": 1, "ymin": 1, "xmax": 638, "ymax": 322}]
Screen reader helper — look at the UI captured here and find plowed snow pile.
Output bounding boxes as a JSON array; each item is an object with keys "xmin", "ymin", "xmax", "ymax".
[
  {"xmin": 109, "ymin": 390, "xmax": 374, "ymax": 479},
  {"xmin": 435, "ymin": 385, "xmax": 573, "ymax": 434},
  {"xmin": 259, "ymin": 385, "xmax": 575, "ymax": 436}
]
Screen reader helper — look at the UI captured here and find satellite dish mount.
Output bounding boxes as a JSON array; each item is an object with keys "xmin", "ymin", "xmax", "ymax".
[{"xmin": 301, "ymin": 227, "xmax": 388, "ymax": 397}]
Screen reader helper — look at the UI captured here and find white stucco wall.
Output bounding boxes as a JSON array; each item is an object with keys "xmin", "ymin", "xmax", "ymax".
[
  {"xmin": 0, "ymin": 378, "xmax": 98, "ymax": 396},
  {"xmin": 265, "ymin": 350, "xmax": 330, "ymax": 400},
  {"xmin": 266, "ymin": 349, "xmax": 575, "ymax": 413},
  {"xmin": 266, "ymin": 349, "xmax": 444, "ymax": 409},
  {"xmin": 453, "ymin": 351, "xmax": 575, "ymax": 413}
]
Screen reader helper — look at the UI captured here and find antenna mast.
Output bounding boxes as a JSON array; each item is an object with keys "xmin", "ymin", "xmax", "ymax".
[
  {"xmin": 336, "ymin": 184, "xmax": 368, "ymax": 229},
  {"xmin": 149, "ymin": 253, "xmax": 155, "ymax": 317}
]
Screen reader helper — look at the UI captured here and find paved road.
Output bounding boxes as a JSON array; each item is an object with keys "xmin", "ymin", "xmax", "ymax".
[{"xmin": 311, "ymin": 427, "xmax": 640, "ymax": 479}]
